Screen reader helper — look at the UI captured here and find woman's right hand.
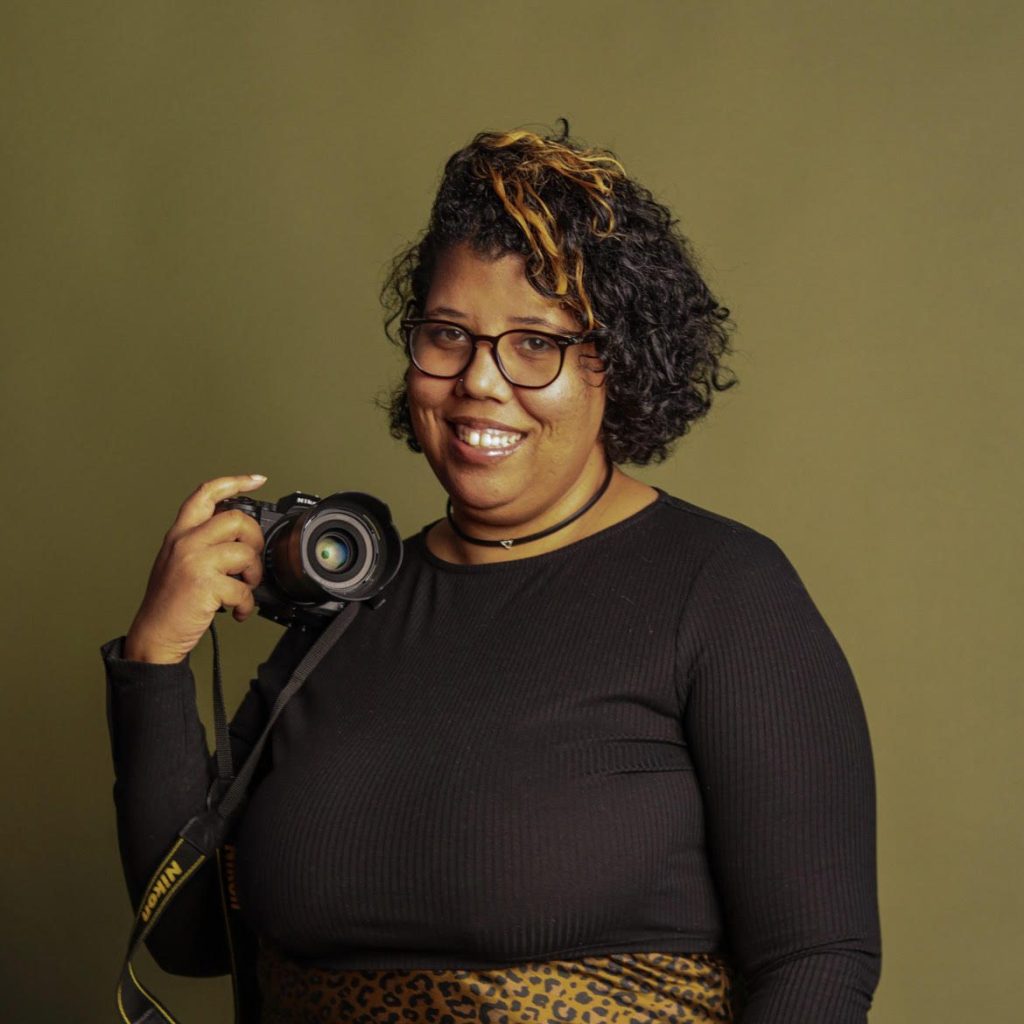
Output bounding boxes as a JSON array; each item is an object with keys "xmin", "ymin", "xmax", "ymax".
[{"xmin": 123, "ymin": 474, "xmax": 270, "ymax": 664}]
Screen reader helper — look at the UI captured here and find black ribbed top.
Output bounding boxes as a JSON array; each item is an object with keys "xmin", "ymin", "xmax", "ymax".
[{"xmin": 103, "ymin": 491, "xmax": 881, "ymax": 1022}]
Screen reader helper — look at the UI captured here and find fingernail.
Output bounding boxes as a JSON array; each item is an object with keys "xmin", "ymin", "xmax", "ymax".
[{"xmin": 250, "ymin": 474, "xmax": 267, "ymax": 482}]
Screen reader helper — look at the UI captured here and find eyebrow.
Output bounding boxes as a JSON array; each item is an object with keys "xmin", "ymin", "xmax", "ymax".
[{"xmin": 424, "ymin": 306, "xmax": 572, "ymax": 333}]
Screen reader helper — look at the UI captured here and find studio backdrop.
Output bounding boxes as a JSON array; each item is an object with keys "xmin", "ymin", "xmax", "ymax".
[{"xmin": 1, "ymin": 2, "xmax": 1020, "ymax": 1021}]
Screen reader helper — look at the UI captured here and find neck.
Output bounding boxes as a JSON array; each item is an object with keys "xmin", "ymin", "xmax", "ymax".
[
  {"xmin": 429, "ymin": 466, "xmax": 659, "ymax": 567},
  {"xmin": 447, "ymin": 459, "xmax": 613, "ymax": 554}
]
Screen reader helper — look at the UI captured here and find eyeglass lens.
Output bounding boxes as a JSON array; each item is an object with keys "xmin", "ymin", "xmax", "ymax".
[{"xmin": 407, "ymin": 322, "xmax": 566, "ymax": 388}]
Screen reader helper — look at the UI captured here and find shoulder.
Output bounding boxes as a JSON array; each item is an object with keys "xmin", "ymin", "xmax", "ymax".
[
  {"xmin": 644, "ymin": 492, "xmax": 823, "ymax": 631},
  {"xmin": 650, "ymin": 494, "xmax": 846, "ymax": 667},
  {"xmin": 648, "ymin": 490, "xmax": 794, "ymax": 574}
]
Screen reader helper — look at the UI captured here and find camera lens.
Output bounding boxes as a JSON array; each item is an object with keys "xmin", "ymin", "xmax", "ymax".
[
  {"xmin": 314, "ymin": 530, "xmax": 355, "ymax": 573},
  {"xmin": 306, "ymin": 514, "xmax": 370, "ymax": 587}
]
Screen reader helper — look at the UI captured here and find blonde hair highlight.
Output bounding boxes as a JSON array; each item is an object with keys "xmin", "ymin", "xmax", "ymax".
[{"xmin": 470, "ymin": 129, "xmax": 626, "ymax": 329}]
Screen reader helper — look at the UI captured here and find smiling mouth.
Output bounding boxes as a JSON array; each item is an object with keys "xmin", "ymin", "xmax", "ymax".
[{"xmin": 451, "ymin": 422, "xmax": 525, "ymax": 450}]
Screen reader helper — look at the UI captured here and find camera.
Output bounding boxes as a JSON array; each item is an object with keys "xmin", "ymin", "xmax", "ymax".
[{"xmin": 215, "ymin": 490, "xmax": 402, "ymax": 630}]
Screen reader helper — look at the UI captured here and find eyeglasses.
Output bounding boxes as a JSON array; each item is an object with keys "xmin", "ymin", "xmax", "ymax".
[{"xmin": 401, "ymin": 318, "xmax": 593, "ymax": 390}]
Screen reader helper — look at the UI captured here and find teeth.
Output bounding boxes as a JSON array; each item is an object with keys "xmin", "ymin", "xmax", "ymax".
[{"xmin": 455, "ymin": 424, "xmax": 523, "ymax": 449}]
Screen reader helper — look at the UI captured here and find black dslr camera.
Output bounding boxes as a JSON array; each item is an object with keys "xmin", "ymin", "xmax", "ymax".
[{"xmin": 215, "ymin": 490, "xmax": 402, "ymax": 630}]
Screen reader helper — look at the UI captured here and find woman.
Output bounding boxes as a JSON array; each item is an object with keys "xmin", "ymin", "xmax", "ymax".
[{"xmin": 104, "ymin": 125, "xmax": 881, "ymax": 1022}]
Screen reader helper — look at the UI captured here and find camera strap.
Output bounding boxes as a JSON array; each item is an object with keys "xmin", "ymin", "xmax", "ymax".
[{"xmin": 115, "ymin": 601, "xmax": 361, "ymax": 1024}]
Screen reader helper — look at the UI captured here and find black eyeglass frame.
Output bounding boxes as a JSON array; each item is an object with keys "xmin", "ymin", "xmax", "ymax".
[{"xmin": 401, "ymin": 317, "xmax": 596, "ymax": 390}]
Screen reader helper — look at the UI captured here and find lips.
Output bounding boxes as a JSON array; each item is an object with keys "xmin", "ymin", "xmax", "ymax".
[
  {"xmin": 447, "ymin": 418, "xmax": 527, "ymax": 459},
  {"xmin": 453, "ymin": 423, "xmax": 523, "ymax": 449}
]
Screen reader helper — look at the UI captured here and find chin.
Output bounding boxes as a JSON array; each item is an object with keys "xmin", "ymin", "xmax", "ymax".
[{"xmin": 443, "ymin": 471, "xmax": 524, "ymax": 515}]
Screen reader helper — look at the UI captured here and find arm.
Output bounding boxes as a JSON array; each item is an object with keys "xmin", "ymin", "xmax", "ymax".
[
  {"xmin": 102, "ymin": 625, "xmax": 314, "ymax": 976},
  {"xmin": 677, "ymin": 530, "xmax": 881, "ymax": 1022}
]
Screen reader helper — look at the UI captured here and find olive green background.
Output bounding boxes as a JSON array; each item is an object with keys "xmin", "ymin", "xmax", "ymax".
[{"xmin": 2, "ymin": 1, "xmax": 1020, "ymax": 1020}]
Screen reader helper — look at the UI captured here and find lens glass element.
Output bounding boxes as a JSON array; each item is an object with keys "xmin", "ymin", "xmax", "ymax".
[{"xmin": 315, "ymin": 531, "xmax": 355, "ymax": 573}]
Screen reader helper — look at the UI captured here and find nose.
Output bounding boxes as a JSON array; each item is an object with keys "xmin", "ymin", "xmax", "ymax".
[{"xmin": 458, "ymin": 340, "xmax": 511, "ymax": 398}]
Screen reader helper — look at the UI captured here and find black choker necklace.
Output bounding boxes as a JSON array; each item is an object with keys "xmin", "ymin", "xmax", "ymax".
[{"xmin": 446, "ymin": 461, "xmax": 614, "ymax": 550}]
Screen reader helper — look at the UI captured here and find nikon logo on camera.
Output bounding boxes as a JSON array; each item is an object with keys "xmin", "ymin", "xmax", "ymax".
[{"xmin": 140, "ymin": 859, "xmax": 184, "ymax": 923}]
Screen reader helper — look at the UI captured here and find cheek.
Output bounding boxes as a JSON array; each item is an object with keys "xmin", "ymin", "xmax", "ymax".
[
  {"xmin": 406, "ymin": 375, "xmax": 448, "ymax": 425},
  {"xmin": 523, "ymin": 377, "xmax": 606, "ymax": 442}
]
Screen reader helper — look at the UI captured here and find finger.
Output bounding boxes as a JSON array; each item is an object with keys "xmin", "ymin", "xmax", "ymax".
[
  {"xmin": 232, "ymin": 590, "xmax": 257, "ymax": 623},
  {"xmin": 169, "ymin": 474, "xmax": 268, "ymax": 541},
  {"xmin": 216, "ymin": 575, "xmax": 257, "ymax": 615},
  {"xmin": 206, "ymin": 541, "xmax": 263, "ymax": 588},
  {"xmin": 232, "ymin": 585, "xmax": 258, "ymax": 622},
  {"xmin": 186, "ymin": 508, "xmax": 266, "ymax": 555},
  {"xmin": 233, "ymin": 592, "xmax": 257, "ymax": 623}
]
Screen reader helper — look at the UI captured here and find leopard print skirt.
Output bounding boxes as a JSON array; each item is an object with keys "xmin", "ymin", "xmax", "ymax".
[{"xmin": 256, "ymin": 945, "xmax": 735, "ymax": 1023}]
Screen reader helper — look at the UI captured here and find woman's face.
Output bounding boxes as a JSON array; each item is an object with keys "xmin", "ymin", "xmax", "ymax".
[{"xmin": 406, "ymin": 242, "xmax": 607, "ymax": 528}]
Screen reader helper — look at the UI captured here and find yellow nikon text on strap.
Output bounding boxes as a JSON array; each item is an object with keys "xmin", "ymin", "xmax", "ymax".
[{"xmin": 140, "ymin": 859, "xmax": 185, "ymax": 923}]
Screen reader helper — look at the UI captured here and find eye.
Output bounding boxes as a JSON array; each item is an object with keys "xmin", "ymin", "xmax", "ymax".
[
  {"xmin": 513, "ymin": 334, "xmax": 560, "ymax": 358},
  {"xmin": 425, "ymin": 323, "xmax": 469, "ymax": 348}
]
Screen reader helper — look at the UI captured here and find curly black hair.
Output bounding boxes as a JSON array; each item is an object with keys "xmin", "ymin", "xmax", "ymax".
[{"xmin": 381, "ymin": 121, "xmax": 735, "ymax": 465}]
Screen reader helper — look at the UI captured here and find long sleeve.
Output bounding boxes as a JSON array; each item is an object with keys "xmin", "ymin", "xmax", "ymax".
[
  {"xmin": 677, "ymin": 530, "xmax": 881, "ymax": 1022},
  {"xmin": 102, "ymin": 625, "xmax": 313, "ymax": 976}
]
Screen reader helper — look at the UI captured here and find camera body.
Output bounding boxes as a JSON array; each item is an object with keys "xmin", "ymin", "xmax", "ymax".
[{"xmin": 215, "ymin": 490, "xmax": 402, "ymax": 630}]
